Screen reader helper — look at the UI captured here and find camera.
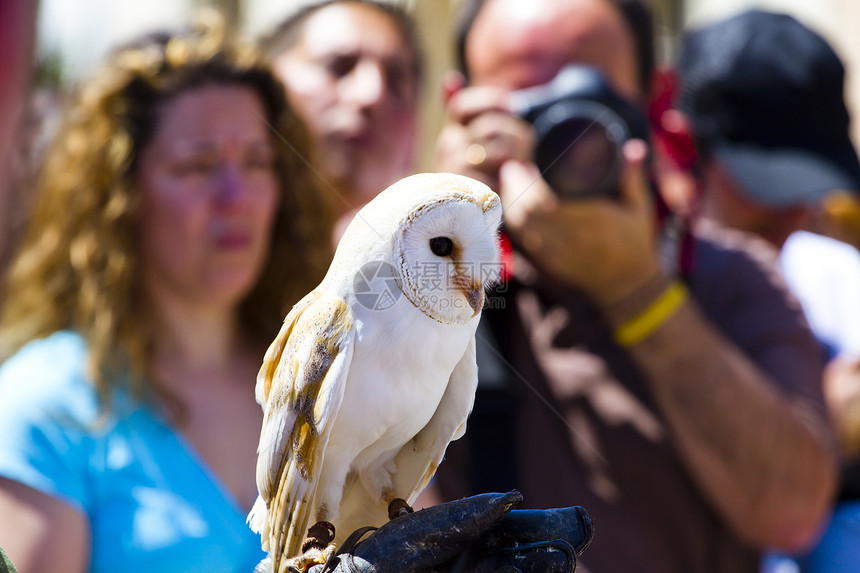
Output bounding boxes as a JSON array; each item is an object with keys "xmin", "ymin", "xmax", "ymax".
[{"xmin": 510, "ymin": 65, "xmax": 650, "ymax": 200}]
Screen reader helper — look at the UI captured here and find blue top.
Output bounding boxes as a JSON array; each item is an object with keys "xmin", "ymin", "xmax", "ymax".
[{"xmin": 0, "ymin": 331, "xmax": 266, "ymax": 573}]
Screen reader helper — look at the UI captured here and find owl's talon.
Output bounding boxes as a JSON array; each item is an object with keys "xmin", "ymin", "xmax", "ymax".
[
  {"xmin": 287, "ymin": 523, "xmax": 337, "ymax": 573},
  {"xmin": 388, "ymin": 498, "xmax": 414, "ymax": 520},
  {"xmin": 301, "ymin": 521, "xmax": 336, "ymax": 552}
]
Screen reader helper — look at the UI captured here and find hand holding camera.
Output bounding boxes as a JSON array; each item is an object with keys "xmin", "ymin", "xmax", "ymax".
[
  {"xmin": 435, "ymin": 76, "xmax": 535, "ymax": 191},
  {"xmin": 510, "ymin": 65, "xmax": 651, "ymax": 200},
  {"xmin": 437, "ymin": 64, "xmax": 650, "ymax": 200},
  {"xmin": 436, "ymin": 65, "xmax": 661, "ymax": 302},
  {"xmin": 500, "ymin": 139, "xmax": 661, "ymax": 304}
]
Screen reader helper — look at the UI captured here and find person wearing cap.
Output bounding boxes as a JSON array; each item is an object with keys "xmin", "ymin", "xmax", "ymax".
[
  {"xmin": 672, "ymin": 10, "xmax": 860, "ymax": 237},
  {"xmin": 424, "ymin": 0, "xmax": 838, "ymax": 571},
  {"xmin": 669, "ymin": 9, "xmax": 860, "ymax": 358},
  {"xmin": 664, "ymin": 10, "xmax": 860, "ymax": 571}
]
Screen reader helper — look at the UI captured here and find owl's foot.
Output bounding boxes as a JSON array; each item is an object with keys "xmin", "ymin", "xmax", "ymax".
[
  {"xmin": 388, "ymin": 498, "xmax": 414, "ymax": 520},
  {"xmin": 285, "ymin": 522, "xmax": 336, "ymax": 572},
  {"xmin": 302, "ymin": 521, "xmax": 336, "ymax": 552}
]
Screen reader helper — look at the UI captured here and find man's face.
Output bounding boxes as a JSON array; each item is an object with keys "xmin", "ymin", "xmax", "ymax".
[
  {"xmin": 701, "ymin": 159, "xmax": 810, "ymax": 248},
  {"xmin": 273, "ymin": 2, "xmax": 419, "ymax": 208},
  {"xmin": 466, "ymin": 0, "xmax": 640, "ymax": 98}
]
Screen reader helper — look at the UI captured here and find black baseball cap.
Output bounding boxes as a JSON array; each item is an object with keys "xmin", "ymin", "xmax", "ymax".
[{"xmin": 677, "ymin": 9, "xmax": 860, "ymax": 207}]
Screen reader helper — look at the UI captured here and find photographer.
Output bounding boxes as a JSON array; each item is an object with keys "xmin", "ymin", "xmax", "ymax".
[{"xmin": 426, "ymin": 0, "xmax": 838, "ymax": 571}]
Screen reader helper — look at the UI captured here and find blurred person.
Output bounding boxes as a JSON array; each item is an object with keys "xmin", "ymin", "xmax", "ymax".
[
  {"xmin": 261, "ymin": 0, "xmax": 423, "ymax": 238},
  {"xmin": 0, "ymin": 0, "xmax": 37, "ymax": 284},
  {"xmin": 0, "ymin": 5, "xmax": 37, "ymax": 568},
  {"xmin": 0, "ymin": 14, "xmax": 332, "ymax": 573},
  {"xmin": 0, "ymin": 87, "xmax": 65, "ymax": 299},
  {"xmin": 666, "ymin": 10, "xmax": 860, "ymax": 362},
  {"xmin": 668, "ymin": 11, "xmax": 860, "ymax": 572},
  {"xmin": 426, "ymin": 0, "xmax": 838, "ymax": 571}
]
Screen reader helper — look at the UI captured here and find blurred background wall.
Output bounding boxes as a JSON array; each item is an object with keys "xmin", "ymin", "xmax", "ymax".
[{"xmin": 33, "ymin": 0, "xmax": 860, "ymax": 171}]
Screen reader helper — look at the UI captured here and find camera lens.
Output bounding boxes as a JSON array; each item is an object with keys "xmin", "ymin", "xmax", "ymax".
[{"xmin": 532, "ymin": 100, "xmax": 629, "ymax": 200}]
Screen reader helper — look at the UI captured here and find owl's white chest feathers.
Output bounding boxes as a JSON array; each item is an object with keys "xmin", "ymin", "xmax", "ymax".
[{"xmin": 328, "ymin": 292, "xmax": 477, "ymax": 464}]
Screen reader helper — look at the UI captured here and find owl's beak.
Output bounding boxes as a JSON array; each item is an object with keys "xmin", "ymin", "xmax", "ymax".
[{"xmin": 452, "ymin": 275, "xmax": 484, "ymax": 316}]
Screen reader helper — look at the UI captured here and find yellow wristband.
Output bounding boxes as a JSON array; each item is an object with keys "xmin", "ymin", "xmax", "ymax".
[{"xmin": 614, "ymin": 281, "xmax": 688, "ymax": 346}]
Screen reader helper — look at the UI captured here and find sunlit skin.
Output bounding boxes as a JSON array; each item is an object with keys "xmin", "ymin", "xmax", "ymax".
[
  {"xmin": 273, "ymin": 2, "xmax": 419, "ymax": 209},
  {"xmin": 467, "ymin": 0, "xmax": 639, "ymax": 97},
  {"xmin": 136, "ymin": 84, "xmax": 279, "ymax": 313}
]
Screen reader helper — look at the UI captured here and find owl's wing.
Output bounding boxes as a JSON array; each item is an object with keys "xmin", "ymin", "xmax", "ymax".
[
  {"xmin": 393, "ymin": 335, "xmax": 479, "ymax": 503},
  {"xmin": 248, "ymin": 288, "xmax": 356, "ymax": 561}
]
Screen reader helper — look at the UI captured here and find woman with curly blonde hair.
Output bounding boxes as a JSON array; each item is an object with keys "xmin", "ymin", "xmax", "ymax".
[{"xmin": 0, "ymin": 13, "xmax": 333, "ymax": 573}]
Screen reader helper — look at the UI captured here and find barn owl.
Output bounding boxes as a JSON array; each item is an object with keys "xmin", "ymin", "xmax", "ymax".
[{"xmin": 248, "ymin": 172, "xmax": 503, "ymax": 572}]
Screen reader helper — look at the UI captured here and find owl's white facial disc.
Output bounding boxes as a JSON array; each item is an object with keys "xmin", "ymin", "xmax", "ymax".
[{"xmin": 394, "ymin": 191, "xmax": 502, "ymax": 325}]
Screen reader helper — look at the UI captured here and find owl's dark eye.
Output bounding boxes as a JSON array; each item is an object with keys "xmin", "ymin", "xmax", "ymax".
[{"xmin": 429, "ymin": 236, "xmax": 454, "ymax": 257}]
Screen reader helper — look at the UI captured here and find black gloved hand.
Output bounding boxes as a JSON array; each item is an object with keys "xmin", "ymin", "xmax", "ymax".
[
  {"xmin": 457, "ymin": 505, "xmax": 593, "ymax": 573},
  {"xmin": 308, "ymin": 491, "xmax": 593, "ymax": 573}
]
